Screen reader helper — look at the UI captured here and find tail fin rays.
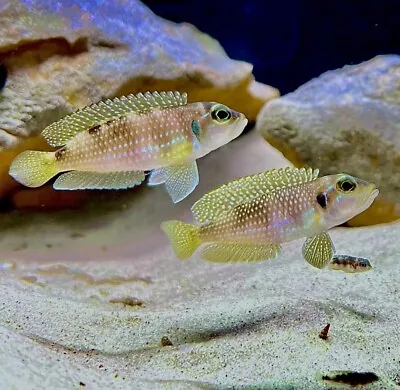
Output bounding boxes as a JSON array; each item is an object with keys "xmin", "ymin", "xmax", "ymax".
[
  {"xmin": 9, "ymin": 151, "xmax": 58, "ymax": 188},
  {"xmin": 161, "ymin": 220, "xmax": 201, "ymax": 260}
]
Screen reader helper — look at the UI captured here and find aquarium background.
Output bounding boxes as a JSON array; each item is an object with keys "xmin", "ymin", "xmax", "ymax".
[{"xmin": 144, "ymin": 0, "xmax": 400, "ymax": 94}]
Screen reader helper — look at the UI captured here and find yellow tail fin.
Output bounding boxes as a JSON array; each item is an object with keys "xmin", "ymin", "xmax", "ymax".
[
  {"xmin": 160, "ymin": 220, "xmax": 201, "ymax": 260},
  {"xmin": 9, "ymin": 151, "xmax": 58, "ymax": 188}
]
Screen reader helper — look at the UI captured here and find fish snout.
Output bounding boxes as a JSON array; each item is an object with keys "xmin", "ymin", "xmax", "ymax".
[
  {"xmin": 236, "ymin": 112, "xmax": 248, "ymax": 128},
  {"xmin": 356, "ymin": 178, "xmax": 379, "ymax": 201},
  {"xmin": 362, "ymin": 182, "xmax": 379, "ymax": 209},
  {"xmin": 369, "ymin": 183, "xmax": 379, "ymax": 199},
  {"xmin": 231, "ymin": 109, "xmax": 245, "ymax": 120}
]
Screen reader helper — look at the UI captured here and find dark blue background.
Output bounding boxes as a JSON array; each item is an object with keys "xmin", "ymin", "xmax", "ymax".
[{"xmin": 143, "ymin": 0, "xmax": 400, "ymax": 94}]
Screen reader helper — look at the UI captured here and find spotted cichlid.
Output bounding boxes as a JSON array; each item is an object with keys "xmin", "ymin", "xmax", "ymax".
[
  {"xmin": 328, "ymin": 254, "xmax": 372, "ymax": 273},
  {"xmin": 9, "ymin": 91, "xmax": 247, "ymax": 203},
  {"xmin": 161, "ymin": 167, "xmax": 379, "ymax": 269}
]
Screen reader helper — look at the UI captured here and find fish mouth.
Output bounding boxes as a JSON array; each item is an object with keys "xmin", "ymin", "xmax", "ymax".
[
  {"xmin": 370, "ymin": 186, "xmax": 379, "ymax": 200},
  {"xmin": 236, "ymin": 116, "xmax": 248, "ymax": 137},
  {"xmin": 229, "ymin": 114, "xmax": 248, "ymax": 139},
  {"xmin": 238, "ymin": 114, "xmax": 248, "ymax": 127},
  {"xmin": 363, "ymin": 185, "xmax": 379, "ymax": 209}
]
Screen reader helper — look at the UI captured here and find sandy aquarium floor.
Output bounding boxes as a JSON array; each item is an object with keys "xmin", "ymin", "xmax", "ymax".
[{"xmin": 0, "ymin": 131, "xmax": 399, "ymax": 390}]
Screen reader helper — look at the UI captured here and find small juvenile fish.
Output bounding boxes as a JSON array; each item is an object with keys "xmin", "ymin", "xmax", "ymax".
[
  {"xmin": 328, "ymin": 254, "xmax": 372, "ymax": 273},
  {"xmin": 161, "ymin": 167, "xmax": 379, "ymax": 268},
  {"xmin": 9, "ymin": 91, "xmax": 247, "ymax": 203},
  {"xmin": 319, "ymin": 371, "xmax": 380, "ymax": 387}
]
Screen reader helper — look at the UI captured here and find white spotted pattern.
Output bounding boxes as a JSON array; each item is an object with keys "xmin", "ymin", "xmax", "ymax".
[
  {"xmin": 198, "ymin": 167, "xmax": 324, "ymax": 245},
  {"xmin": 42, "ymin": 91, "xmax": 188, "ymax": 147},
  {"xmin": 192, "ymin": 167, "xmax": 319, "ymax": 223},
  {"xmin": 54, "ymin": 103, "xmax": 204, "ymax": 172}
]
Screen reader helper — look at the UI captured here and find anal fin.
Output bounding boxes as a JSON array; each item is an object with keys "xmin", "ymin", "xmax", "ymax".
[
  {"xmin": 148, "ymin": 161, "xmax": 199, "ymax": 203},
  {"xmin": 53, "ymin": 170, "xmax": 145, "ymax": 190},
  {"xmin": 302, "ymin": 232, "xmax": 335, "ymax": 269},
  {"xmin": 200, "ymin": 242, "xmax": 281, "ymax": 263}
]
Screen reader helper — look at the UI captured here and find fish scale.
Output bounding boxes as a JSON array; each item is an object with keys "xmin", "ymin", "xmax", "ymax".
[
  {"xmin": 191, "ymin": 167, "xmax": 319, "ymax": 224},
  {"xmin": 56, "ymin": 107, "xmax": 197, "ymax": 172},
  {"xmin": 9, "ymin": 90, "xmax": 248, "ymax": 203},
  {"xmin": 161, "ymin": 167, "xmax": 379, "ymax": 267},
  {"xmin": 199, "ymin": 182, "xmax": 321, "ymax": 244}
]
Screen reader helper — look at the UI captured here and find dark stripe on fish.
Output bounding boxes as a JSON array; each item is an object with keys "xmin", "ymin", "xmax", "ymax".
[
  {"xmin": 88, "ymin": 124, "xmax": 101, "ymax": 135},
  {"xmin": 55, "ymin": 147, "xmax": 67, "ymax": 160},
  {"xmin": 316, "ymin": 192, "xmax": 327, "ymax": 209}
]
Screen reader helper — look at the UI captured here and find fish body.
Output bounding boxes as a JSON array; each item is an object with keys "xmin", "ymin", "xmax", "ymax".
[
  {"xmin": 319, "ymin": 371, "xmax": 380, "ymax": 387},
  {"xmin": 161, "ymin": 167, "xmax": 379, "ymax": 268},
  {"xmin": 9, "ymin": 91, "xmax": 247, "ymax": 203},
  {"xmin": 328, "ymin": 254, "xmax": 372, "ymax": 273}
]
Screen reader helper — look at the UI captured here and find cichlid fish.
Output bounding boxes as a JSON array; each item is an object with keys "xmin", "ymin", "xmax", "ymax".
[
  {"xmin": 161, "ymin": 167, "xmax": 379, "ymax": 269},
  {"xmin": 328, "ymin": 254, "xmax": 372, "ymax": 273},
  {"xmin": 9, "ymin": 91, "xmax": 247, "ymax": 203}
]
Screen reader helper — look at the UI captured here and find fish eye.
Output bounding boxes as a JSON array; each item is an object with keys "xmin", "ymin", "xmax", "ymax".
[
  {"xmin": 211, "ymin": 105, "xmax": 232, "ymax": 123},
  {"xmin": 336, "ymin": 177, "xmax": 357, "ymax": 193}
]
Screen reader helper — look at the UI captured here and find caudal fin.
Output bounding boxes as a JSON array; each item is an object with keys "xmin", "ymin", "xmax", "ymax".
[
  {"xmin": 160, "ymin": 220, "xmax": 201, "ymax": 260},
  {"xmin": 9, "ymin": 151, "xmax": 58, "ymax": 188}
]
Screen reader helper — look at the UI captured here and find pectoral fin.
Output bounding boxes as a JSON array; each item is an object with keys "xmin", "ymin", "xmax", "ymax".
[
  {"xmin": 200, "ymin": 242, "xmax": 281, "ymax": 263},
  {"xmin": 148, "ymin": 162, "xmax": 199, "ymax": 203},
  {"xmin": 302, "ymin": 232, "xmax": 335, "ymax": 269},
  {"xmin": 53, "ymin": 170, "xmax": 145, "ymax": 190},
  {"xmin": 148, "ymin": 167, "xmax": 168, "ymax": 186}
]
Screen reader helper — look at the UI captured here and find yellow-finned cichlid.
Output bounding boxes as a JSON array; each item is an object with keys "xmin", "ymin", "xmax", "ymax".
[
  {"xmin": 9, "ymin": 91, "xmax": 248, "ymax": 203},
  {"xmin": 161, "ymin": 167, "xmax": 379, "ymax": 269}
]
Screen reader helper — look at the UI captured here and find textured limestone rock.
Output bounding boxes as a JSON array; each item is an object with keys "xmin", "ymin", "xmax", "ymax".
[
  {"xmin": 256, "ymin": 55, "xmax": 400, "ymax": 226},
  {"xmin": 0, "ymin": 0, "xmax": 278, "ymax": 202},
  {"xmin": 0, "ymin": 131, "xmax": 398, "ymax": 389}
]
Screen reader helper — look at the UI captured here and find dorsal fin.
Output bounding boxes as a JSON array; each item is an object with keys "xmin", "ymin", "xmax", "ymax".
[
  {"xmin": 191, "ymin": 167, "xmax": 319, "ymax": 223},
  {"xmin": 42, "ymin": 91, "xmax": 188, "ymax": 147}
]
